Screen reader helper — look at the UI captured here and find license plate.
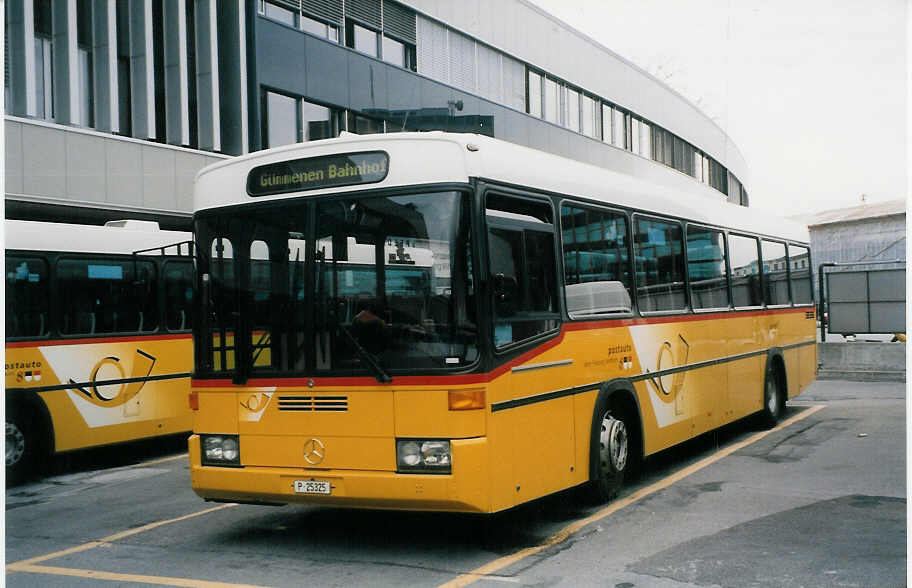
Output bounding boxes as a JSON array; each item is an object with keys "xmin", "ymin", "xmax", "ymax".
[{"xmin": 294, "ymin": 480, "xmax": 331, "ymax": 495}]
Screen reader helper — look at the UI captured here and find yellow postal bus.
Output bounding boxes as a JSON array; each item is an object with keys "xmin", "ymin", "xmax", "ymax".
[
  {"xmin": 188, "ymin": 132, "xmax": 816, "ymax": 512},
  {"xmin": 5, "ymin": 219, "xmax": 194, "ymax": 481}
]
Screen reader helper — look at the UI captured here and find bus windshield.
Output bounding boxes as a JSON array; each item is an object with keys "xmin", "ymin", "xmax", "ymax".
[{"xmin": 195, "ymin": 190, "xmax": 477, "ymax": 381}]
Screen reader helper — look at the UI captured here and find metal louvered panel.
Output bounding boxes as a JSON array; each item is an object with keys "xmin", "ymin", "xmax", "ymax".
[
  {"xmin": 301, "ymin": 0, "xmax": 343, "ymax": 25},
  {"xmin": 266, "ymin": 0, "xmax": 300, "ymax": 12},
  {"xmin": 417, "ymin": 16, "xmax": 447, "ymax": 83},
  {"xmin": 346, "ymin": 0, "xmax": 381, "ymax": 27},
  {"xmin": 278, "ymin": 396, "xmax": 349, "ymax": 412},
  {"xmin": 382, "ymin": 0, "xmax": 415, "ymax": 43},
  {"xmin": 448, "ymin": 30, "xmax": 475, "ymax": 93}
]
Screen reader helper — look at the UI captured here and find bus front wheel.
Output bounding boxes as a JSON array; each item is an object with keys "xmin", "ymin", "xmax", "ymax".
[{"xmin": 6, "ymin": 407, "xmax": 38, "ymax": 484}]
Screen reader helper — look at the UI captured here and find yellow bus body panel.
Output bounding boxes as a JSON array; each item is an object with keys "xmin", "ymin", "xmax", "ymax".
[
  {"xmin": 5, "ymin": 336, "xmax": 193, "ymax": 453},
  {"xmin": 191, "ymin": 309, "xmax": 816, "ymax": 513}
]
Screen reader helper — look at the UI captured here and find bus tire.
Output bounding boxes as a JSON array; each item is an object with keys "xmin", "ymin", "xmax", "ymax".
[
  {"xmin": 759, "ymin": 361, "xmax": 783, "ymax": 429},
  {"xmin": 6, "ymin": 404, "xmax": 45, "ymax": 484},
  {"xmin": 585, "ymin": 393, "xmax": 636, "ymax": 503}
]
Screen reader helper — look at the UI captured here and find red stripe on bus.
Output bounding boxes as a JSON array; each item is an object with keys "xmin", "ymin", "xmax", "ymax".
[
  {"xmin": 5, "ymin": 333, "xmax": 193, "ymax": 349},
  {"xmin": 190, "ymin": 306, "xmax": 812, "ymax": 389}
]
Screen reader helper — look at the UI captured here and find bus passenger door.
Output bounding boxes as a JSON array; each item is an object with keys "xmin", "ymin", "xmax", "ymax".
[{"xmin": 485, "ymin": 191, "xmax": 570, "ymax": 505}]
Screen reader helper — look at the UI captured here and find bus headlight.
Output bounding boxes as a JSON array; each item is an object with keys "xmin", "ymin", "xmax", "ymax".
[
  {"xmin": 396, "ymin": 439, "xmax": 451, "ymax": 474},
  {"xmin": 201, "ymin": 434, "xmax": 241, "ymax": 467}
]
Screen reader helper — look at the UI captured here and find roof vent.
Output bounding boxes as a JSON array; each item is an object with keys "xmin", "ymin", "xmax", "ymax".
[{"xmin": 104, "ymin": 219, "xmax": 161, "ymax": 231}]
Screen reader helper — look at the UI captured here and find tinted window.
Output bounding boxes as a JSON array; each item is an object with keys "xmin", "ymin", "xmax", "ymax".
[
  {"xmin": 729, "ymin": 235, "xmax": 761, "ymax": 308},
  {"xmin": 58, "ymin": 258, "xmax": 158, "ymax": 334},
  {"xmin": 164, "ymin": 260, "xmax": 194, "ymax": 331},
  {"xmin": 762, "ymin": 240, "xmax": 789, "ymax": 305},
  {"xmin": 634, "ymin": 217, "xmax": 686, "ymax": 312},
  {"xmin": 6, "ymin": 256, "xmax": 50, "ymax": 338},
  {"xmin": 789, "ymin": 245, "xmax": 813, "ymax": 304},
  {"xmin": 488, "ymin": 196, "xmax": 559, "ymax": 348},
  {"xmin": 208, "ymin": 237, "xmax": 237, "ymax": 371},
  {"xmin": 561, "ymin": 204, "xmax": 632, "ymax": 317},
  {"xmin": 687, "ymin": 226, "xmax": 729, "ymax": 310}
]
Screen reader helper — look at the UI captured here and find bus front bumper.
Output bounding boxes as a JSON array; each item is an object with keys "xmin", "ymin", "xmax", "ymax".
[{"xmin": 188, "ymin": 434, "xmax": 491, "ymax": 513}]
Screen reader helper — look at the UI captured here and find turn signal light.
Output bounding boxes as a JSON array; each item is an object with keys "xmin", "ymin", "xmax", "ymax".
[
  {"xmin": 448, "ymin": 389, "xmax": 485, "ymax": 410},
  {"xmin": 189, "ymin": 391, "xmax": 199, "ymax": 411}
]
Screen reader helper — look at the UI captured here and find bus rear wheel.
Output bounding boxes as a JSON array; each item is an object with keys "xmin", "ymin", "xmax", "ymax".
[
  {"xmin": 759, "ymin": 364, "xmax": 783, "ymax": 429},
  {"xmin": 587, "ymin": 409, "xmax": 629, "ymax": 502}
]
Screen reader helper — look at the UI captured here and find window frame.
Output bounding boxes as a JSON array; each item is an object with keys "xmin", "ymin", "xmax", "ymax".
[
  {"xmin": 685, "ymin": 223, "xmax": 731, "ymax": 313},
  {"xmin": 787, "ymin": 243, "xmax": 815, "ymax": 307},
  {"xmin": 558, "ymin": 199, "xmax": 635, "ymax": 320},
  {"xmin": 483, "ymin": 190, "xmax": 562, "ymax": 353},
  {"xmin": 761, "ymin": 239, "xmax": 791, "ymax": 308},
  {"xmin": 727, "ymin": 232, "xmax": 764, "ymax": 310},
  {"xmin": 631, "ymin": 213, "xmax": 690, "ymax": 316}
]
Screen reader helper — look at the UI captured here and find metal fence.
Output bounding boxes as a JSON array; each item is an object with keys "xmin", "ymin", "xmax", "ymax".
[{"xmin": 820, "ymin": 262, "xmax": 906, "ymax": 337}]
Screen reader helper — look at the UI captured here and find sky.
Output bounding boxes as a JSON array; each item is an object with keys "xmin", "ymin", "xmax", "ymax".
[{"xmin": 529, "ymin": 0, "xmax": 908, "ymax": 216}]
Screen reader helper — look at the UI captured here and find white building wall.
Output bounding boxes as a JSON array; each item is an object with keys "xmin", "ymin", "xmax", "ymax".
[{"xmin": 400, "ymin": 0, "xmax": 749, "ymax": 187}]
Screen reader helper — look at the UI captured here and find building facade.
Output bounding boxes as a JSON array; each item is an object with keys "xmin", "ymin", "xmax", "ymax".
[{"xmin": 5, "ymin": 0, "xmax": 751, "ymax": 230}]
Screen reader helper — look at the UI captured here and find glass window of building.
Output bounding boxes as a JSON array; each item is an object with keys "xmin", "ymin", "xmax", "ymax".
[
  {"xmin": 638, "ymin": 120, "xmax": 651, "ymax": 157},
  {"xmin": 265, "ymin": 91, "xmax": 298, "ymax": 148},
  {"xmin": 581, "ymin": 94, "xmax": 598, "ymax": 138},
  {"xmin": 612, "ymin": 108, "xmax": 626, "ymax": 149},
  {"xmin": 631, "ymin": 119, "xmax": 640, "ymax": 153},
  {"xmin": 565, "ymin": 87, "xmax": 580, "ymax": 132},
  {"xmin": 301, "ymin": 100, "xmax": 336, "ymax": 141},
  {"xmin": 544, "ymin": 77, "xmax": 560, "ymax": 124},
  {"xmin": 348, "ymin": 112, "xmax": 384, "ymax": 134},
  {"xmin": 34, "ymin": 0, "xmax": 54, "ymax": 120},
  {"xmin": 263, "ymin": 1, "xmax": 296, "ymax": 26},
  {"xmin": 728, "ymin": 234, "xmax": 761, "ymax": 308},
  {"xmin": 349, "ymin": 22, "xmax": 379, "ymax": 58},
  {"xmin": 601, "ymin": 103, "xmax": 612, "ymax": 143},
  {"xmin": 527, "ymin": 70, "xmax": 542, "ymax": 118},
  {"xmin": 382, "ymin": 35, "xmax": 406, "ymax": 67},
  {"xmin": 300, "ymin": 14, "xmax": 339, "ymax": 42}
]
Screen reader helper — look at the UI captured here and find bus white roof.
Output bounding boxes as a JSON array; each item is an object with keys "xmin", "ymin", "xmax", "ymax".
[
  {"xmin": 194, "ymin": 132, "xmax": 809, "ymax": 243},
  {"xmin": 5, "ymin": 219, "xmax": 192, "ymax": 255}
]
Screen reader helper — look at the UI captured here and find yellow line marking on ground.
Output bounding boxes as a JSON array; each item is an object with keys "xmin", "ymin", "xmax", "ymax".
[
  {"xmin": 7, "ymin": 503, "xmax": 237, "ymax": 570},
  {"xmin": 135, "ymin": 453, "xmax": 189, "ymax": 467},
  {"xmin": 7, "ymin": 564, "xmax": 270, "ymax": 587},
  {"xmin": 440, "ymin": 405, "xmax": 826, "ymax": 588}
]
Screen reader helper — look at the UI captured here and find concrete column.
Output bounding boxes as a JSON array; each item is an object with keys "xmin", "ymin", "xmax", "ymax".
[
  {"xmin": 216, "ymin": 0, "xmax": 246, "ymax": 155},
  {"xmin": 129, "ymin": 0, "xmax": 156, "ymax": 138},
  {"xmin": 92, "ymin": 0, "xmax": 118, "ymax": 132},
  {"xmin": 164, "ymin": 0, "xmax": 190, "ymax": 146},
  {"xmin": 52, "ymin": 0, "xmax": 79, "ymax": 124},
  {"xmin": 6, "ymin": 2, "xmax": 36, "ymax": 116},
  {"xmin": 194, "ymin": 0, "xmax": 220, "ymax": 152}
]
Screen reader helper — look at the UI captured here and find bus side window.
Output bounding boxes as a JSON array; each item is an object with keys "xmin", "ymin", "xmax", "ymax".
[
  {"xmin": 728, "ymin": 235, "xmax": 762, "ymax": 308},
  {"xmin": 788, "ymin": 245, "xmax": 813, "ymax": 304},
  {"xmin": 761, "ymin": 240, "xmax": 789, "ymax": 306},
  {"xmin": 486, "ymin": 194, "xmax": 559, "ymax": 348},
  {"xmin": 164, "ymin": 260, "xmax": 194, "ymax": 331},
  {"xmin": 633, "ymin": 217, "xmax": 687, "ymax": 312},
  {"xmin": 5, "ymin": 256, "xmax": 50, "ymax": 338},
  {"xmin": 686, "ymin": 225, "xmax": 730, "ymax": 310},
  {"xmin": 560, "ymin": 204, "xmax": 632, "ymax": 317},
  {"xmin": 58, "ymin": 258, "xmax": 159, "ymax": 335}
]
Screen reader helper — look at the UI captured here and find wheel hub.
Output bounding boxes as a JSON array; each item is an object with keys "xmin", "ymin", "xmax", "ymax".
[
  {"xmin": 600, "ymin": 415, "xmax": 628, "ymax": 472},
  {"xmin": 6, "ymin": 421, "xmax": 26, "ymax": 467}
]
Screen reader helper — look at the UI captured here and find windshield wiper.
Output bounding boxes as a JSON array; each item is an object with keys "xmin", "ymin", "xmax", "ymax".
[{"xmin": 338, "ymin": 324, "xmax": 392, "ymax": 383}]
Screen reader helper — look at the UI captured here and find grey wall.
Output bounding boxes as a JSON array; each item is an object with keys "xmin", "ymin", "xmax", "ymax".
[{"xmin": 4, "ymin": 116, "xmax": 227, "ymax": 215}]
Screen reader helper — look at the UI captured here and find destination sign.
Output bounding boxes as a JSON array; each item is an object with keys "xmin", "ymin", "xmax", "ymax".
[{"xmin": 247, "ymin": 151, "xmax": 389, "ymax": 197}]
